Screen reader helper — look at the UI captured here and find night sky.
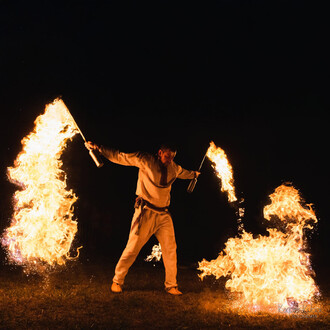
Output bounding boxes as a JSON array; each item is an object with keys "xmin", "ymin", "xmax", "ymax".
[{"xmin": 0, "ymin": 1, "xmax": 328, "ymax": 275}]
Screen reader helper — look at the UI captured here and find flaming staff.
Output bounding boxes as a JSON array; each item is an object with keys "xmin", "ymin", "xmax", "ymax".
[
  {"xmin": 206, "ymin": 141, "xmax": 237, "ymax": 203},
  {"xmin": 2, "ymin": 99, "xmax": 82, "ymax": 271},
  {"xmin": 205, "ymin": 141, "xmax": 245, "ymax": 231}
]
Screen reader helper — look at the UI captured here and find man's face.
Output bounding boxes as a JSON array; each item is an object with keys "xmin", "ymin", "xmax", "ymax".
[{"xmin": 158, "ymin": 149, "xmax": 176, "ymax": 166}]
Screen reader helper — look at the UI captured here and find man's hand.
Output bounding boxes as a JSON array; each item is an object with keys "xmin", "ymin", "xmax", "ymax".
[
  {"xmin": 195, "ymin": 171, "xmax": 201, "ymax": 178},
  {"xmin": 85, "ymin": 141, "xmax": 101, "ymax": 152}
]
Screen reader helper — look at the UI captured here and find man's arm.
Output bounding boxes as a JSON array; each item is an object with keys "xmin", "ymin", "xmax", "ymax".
[
  {"xmin": 177, "ymin": 165, "xmax": 200, "ymax": 180},
  {"xmin": 85, "ymin": 141, "xmax": 146, "ymax": 168}
]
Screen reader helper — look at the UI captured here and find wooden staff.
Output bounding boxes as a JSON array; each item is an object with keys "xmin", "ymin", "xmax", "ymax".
[
  {"xmin": 66, "ymin": 108, "xmax": 103, "ymax": 168},
  {"xmin": 187, "ymin": 152, "xmax": 206, "ymax": 193}
]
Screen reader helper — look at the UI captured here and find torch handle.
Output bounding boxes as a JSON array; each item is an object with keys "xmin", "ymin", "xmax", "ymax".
[
  {"xmin": 187, "ymin": 178, "xmax": 198, "ymax": 194},
  {"xmin": 197, "ymin": 153, "xmax": 207, "ymax": 172},
  {"xmin": 89, "ymin": 150, "xmax": 104, "ymax": 168},
  {"xmin": 187, "ymin": 152, "xmax": 207, "ymax": 193}
]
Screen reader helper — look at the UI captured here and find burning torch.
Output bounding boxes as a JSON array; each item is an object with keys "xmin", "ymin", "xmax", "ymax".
[
  {"xmin": 187, "ymin": 152, "xmax": 206, "ymax": 193},
  {"xmin": 66, "ymin": 109, "xmax": 104, "ymax": 168}
]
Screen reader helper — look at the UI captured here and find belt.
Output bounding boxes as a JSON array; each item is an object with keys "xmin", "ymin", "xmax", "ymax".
[
  {"xmin": 135, "ymin": 197, "xmax": 169, "ymax": 213},
  {"xmin": 131, "ymin": 197, "xmax": 169, "ymax": 235}
]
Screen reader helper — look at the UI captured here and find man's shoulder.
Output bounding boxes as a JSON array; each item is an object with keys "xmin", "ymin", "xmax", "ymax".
[
  {"xmin": 136, "ymin": 151, "xmax": 153, "ymax": 159},
  {"xmin": 135, "ymin": 151, "xmax": 156, "ymax": 164},
  {"xmin": 171, "ymin": 161, "xmax": 181, "ymax": 168}
]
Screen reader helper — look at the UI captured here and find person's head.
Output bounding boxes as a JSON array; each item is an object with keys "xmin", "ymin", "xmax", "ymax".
[{"xmin": 158, "ymin": 144, "xmax": 177, "ymax": 166}]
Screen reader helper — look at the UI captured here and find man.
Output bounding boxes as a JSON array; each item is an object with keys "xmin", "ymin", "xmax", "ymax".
[{"xmin": 85, "ymin": 141, "xmax": 200, "ymax": 295}]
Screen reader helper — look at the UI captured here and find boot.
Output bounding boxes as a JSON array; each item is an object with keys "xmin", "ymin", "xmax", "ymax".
[
  {"xmin": 166, "ymin": 287, "xmax": 182, "ymax": 295},
  {"xmin": 111, "ymin": 282, "xmax": 123, "ymax": 293}
]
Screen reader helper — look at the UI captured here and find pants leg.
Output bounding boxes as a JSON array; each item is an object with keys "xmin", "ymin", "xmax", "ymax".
[
  {"xmin": 154, "ymin": 213, "xmax": 178, "ymax": 289},
  {"xmin": 113, "ymin": 209, "xmax": 154, "ymax": 285}
]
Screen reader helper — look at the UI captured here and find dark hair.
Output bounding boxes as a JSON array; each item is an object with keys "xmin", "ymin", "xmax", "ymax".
[{"xmin": 159, "ymin": 143, "xmax": 177, "ymax": 153}]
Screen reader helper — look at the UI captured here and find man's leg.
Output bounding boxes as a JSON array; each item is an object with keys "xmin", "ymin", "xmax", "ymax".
[
  {"xmin": 154, "ymin": 213, "xmax": 178, "ymax": 290},
  {"xmin": 113, "ymin": 209, "xmax": 154, "ymax": 286}
]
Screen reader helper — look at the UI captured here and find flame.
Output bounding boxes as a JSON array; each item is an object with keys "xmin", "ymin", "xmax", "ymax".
[
  {"xmin": 206, "ymin": 141, "xmax": 237, "ymax": 202},
  {"xmin": 199, "ymin": 184, "xmax": 319, "ymax": 309},
  {"xmin": 145, "ymin": 243, "xmax": 162, "ymax": 262},
  {"xmin": 264, "ymin": 184, "xmax": 317, "ymax": 237},
  {"xmin": 2, "ymin": 99, "xmax": 80, "ymax": 270}
]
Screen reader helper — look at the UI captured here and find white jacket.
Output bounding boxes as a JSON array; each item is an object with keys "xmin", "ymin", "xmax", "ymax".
[{"xmin": 100, "ymin": 147, "xmax": 196, "ymax": 208}]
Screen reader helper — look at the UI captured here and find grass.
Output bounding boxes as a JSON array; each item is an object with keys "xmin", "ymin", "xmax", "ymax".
[{"xmin": 0, "ymin": 261, "xmax": 329, "ymax": 329}]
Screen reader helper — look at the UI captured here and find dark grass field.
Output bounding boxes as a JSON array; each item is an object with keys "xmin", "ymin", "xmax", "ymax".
[{"xmin": 0, "ymin": 261, "xmax": 329, "ymax": 329}]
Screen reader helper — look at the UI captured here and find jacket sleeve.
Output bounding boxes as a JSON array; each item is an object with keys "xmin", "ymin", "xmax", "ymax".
[
  {"xmin": 176, "ymin": 164, "xmax": 196, "ymax": 180},
  {"xmin": 99, "ymin": 146, "xmax": 147, "ymax": 168}
]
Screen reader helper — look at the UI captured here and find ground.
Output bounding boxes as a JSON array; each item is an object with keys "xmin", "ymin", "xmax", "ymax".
[{"xmin": 0, "ymin": 261, "xmax": 329, "ymax": 329}]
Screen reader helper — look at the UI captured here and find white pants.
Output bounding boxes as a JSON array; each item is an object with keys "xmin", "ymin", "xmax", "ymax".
[{"xmin": 113, "ymin": 207, "xmax": 178, "ymax": 289}]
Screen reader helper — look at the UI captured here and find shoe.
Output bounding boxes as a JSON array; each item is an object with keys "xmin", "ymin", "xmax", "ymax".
[
  {"xmin": 111, "ymin": 282, "xmax": 122, "ymax": 293},
  {"xmin": 166, "ymin": 287, "xmax": 182, "ymax": 295}
]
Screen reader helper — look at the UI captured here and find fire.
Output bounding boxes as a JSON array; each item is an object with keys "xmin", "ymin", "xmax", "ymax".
[
  {"xmin": 2, "ymin": 99, "xmax": 80, "ymax": 271},
  {"xmin": 264, "ymin": 184, "xmax": 317, "ymax": 238},
  {"xmin": 145, "ymin": 243, "xmax": 162, "ymax": 262},
  {"xmin": 199, "ymin": 184, "xmax": 319, "ymax": 309},
  {"xmin": 206, "ymin": 141, "xmax": 237, "ymax": 202}
]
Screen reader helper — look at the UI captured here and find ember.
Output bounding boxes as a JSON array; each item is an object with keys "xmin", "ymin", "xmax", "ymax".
[{"xmin": 2, "ymin": 99, "xmax": 80, "ymax": 271}]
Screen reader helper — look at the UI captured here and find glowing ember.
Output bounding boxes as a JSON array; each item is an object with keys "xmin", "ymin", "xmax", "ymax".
[
  {"xmin": 2, "ymin": 98, "xmax": 80, "ymax": 271},
  {"xmin": 145, "ymin": 243, "xmax": 162, "ymax": 262},
  {"xmin": 206, "ymin": 141, "xmax": 237, "ymax": 202},
  {"xmin": 199, "ymin": 184, "xmax": 319, "ymax": 309}
]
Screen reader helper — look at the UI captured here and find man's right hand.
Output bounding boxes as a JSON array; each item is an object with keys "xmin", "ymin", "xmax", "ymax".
[{"xmin": 85, "ymin": 141, "xmax": 100, "ymax": 152}]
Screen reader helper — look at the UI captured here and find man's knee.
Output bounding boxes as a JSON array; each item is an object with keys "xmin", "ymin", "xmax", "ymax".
[
  {"xmin": 161, "ymin": 242, "xmax": 177, "ymax": 257},
  {"xmin": 121, "ymin": 248, "xmax": 139, "ymax": 258}
]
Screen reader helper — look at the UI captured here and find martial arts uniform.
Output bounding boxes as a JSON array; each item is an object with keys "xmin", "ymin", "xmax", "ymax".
[{"xmin": 100, "ymin": 147, "xmax": 196, "ymax": 290}]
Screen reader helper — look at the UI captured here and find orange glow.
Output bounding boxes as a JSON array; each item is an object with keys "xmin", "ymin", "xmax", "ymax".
[
  {"xmin": 206, "ymin": 141, "xmax": 237, "ymax": 202},
  {"xmin": 199, "ymin": 184, "xmax": 319, "ymax": 309},
  {"xmin": 2, "ymin": 99, "xmax": 80, "ymax": 271}
]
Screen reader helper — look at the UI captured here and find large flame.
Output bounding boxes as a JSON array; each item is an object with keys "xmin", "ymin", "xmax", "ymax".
[
  {"xmin": 206, "ymin": 141, "xmax": 237, "ymax": 202},
  {"xmin": 199, "ymin": 184, "xmax": 319, "ymax": 308},
  {"xmin": 2, "ymin": 99, "xmax": 80, "ymax": 270}
]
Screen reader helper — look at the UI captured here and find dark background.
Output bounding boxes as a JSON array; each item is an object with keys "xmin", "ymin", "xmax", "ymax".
[{"xmin": 0, "ymin": 1, "xmax": 328, "ymax": 279}]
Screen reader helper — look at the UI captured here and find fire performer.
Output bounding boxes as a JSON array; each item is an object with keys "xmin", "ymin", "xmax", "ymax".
[{"xmin": 85, "ymin": 141, "xmax": 200, "ymax": 295}]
